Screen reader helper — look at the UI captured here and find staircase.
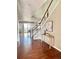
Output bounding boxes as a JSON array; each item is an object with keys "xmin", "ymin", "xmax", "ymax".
[{"xmin": 30, "ymin": 0, "xmax": 55, "ymax": 48}]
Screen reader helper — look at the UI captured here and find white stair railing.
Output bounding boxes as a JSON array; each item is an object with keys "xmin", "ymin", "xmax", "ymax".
[{"xmin": 31, "ymin": 0, "xmax": 54, "ymax": 37}]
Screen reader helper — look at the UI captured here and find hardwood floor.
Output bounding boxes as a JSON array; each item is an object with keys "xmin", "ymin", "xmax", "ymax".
[{"xmin": 17, "ymin": 40, "xmax": 61, "ymax": 59}]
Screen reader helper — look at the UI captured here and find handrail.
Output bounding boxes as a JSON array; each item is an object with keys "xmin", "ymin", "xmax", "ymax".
[{"xmin": 39, "ymin": 0, "xmax": 53, "ymax": 24}]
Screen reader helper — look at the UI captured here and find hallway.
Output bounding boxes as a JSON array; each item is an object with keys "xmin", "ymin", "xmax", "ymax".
[
  {"xmin": 17, "ymin": 0, "xmax": 61, "ymax": 59},
  {"xmin": 17, "ymin": 39, "xmax": 61, "ymax": 59}
]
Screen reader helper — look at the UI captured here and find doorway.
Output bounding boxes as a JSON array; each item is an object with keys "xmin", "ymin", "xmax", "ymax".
[{"xmin": 18, "ymin": 22, "xmax": 34, "ymax": 48}]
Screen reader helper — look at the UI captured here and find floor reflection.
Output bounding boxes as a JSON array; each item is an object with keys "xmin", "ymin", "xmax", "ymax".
[
  {"xmin": 24, "ymin": 33, "xmax": 32, "ymax": 51},
  {"xmin": 24, "ymin": 33, "xmax": 32, "ymax": 47},
  {"xmin": 19, "ymin": 32, "xmax": 32, "ymax": 52}
]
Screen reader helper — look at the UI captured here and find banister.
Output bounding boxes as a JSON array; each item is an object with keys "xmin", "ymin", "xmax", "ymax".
[
  {"xmin": 32, "ymin": 0, "xmax": 53, "ymax": 32},
  {"xmin": 39, "ymin": 0, "xmax": 53, "ymax": 24}
]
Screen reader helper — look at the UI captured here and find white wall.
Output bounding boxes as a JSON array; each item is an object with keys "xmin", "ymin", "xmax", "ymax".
[{"xmin": 45, "ymin": 2, "xmax": 61, "ymax": 49}]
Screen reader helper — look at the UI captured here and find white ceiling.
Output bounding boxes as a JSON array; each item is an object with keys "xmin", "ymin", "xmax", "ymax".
[
  {"xmin": 17, "ymin": 0, "xmax": 60, "ymax": 22},
  {"xmin": 17, "ymin": 0, "xmax": 47, "ymax": 21}
]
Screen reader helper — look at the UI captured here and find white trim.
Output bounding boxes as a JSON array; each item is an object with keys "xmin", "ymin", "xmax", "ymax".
[
  {"xmin": 41, "ymin": 40, "xmax": 61, "ymax": 52},
  {"xmin": 53, "ymin": 46, "xmax": 61, "ymax": 52}
]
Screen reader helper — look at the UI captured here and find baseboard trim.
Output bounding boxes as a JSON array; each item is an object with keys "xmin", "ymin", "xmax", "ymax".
[
  {"xmin": 53, "ymin": 46, "xmax": 61, "ymax": 52},
  {"xmin": 34, "ymin": 39, "xmax": 61, "ymax": 52}
]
